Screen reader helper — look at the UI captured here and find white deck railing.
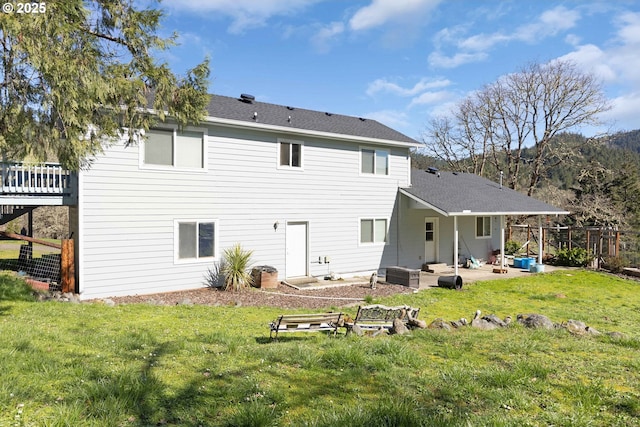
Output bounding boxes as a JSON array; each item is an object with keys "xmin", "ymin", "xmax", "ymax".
[{"xmin": 1, "ymin": 162, "xmax": 73, "ymax": 195}]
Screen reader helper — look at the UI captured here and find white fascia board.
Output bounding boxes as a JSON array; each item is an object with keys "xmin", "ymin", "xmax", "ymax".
[
  {"xmin": 204, "ymin": 115, "xmax": 421, "ymax": 149},
  {"xmin": 399, "ymin": 189, "xmax": 449, "ymax": 217},
  {"xmin": 448, "ymin": 210, "xmax": 570, "ymax": 217},
  {"xmin": 0, "ymin": 196, "xmax": 69, "ymax": 206}
]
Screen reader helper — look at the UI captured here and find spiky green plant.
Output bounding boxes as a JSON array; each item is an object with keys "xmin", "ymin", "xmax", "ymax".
[{"xmin": 221, "ymin": 244, "xmax": 254, "ymax": 291}]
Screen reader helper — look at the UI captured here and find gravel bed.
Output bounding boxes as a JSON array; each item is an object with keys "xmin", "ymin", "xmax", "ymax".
[{"xmin": 107, "ymin": 282, "xmax": 417, "ymax": 310}]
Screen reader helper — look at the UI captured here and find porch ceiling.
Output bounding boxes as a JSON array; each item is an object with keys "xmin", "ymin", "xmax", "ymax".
[{"xmin": 402, "ymin": 169, "xmax": 569, "ymax": 217}]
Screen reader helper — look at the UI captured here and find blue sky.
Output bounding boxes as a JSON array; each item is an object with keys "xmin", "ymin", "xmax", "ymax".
[{"xmin": 154, "ymin": 0, "xmax": 640, "ymax": 141}]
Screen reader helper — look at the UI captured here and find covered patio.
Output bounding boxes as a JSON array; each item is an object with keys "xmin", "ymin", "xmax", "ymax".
[{"xmin": 398, "ymin": 169, "xmax": 569, "ymax": 275}]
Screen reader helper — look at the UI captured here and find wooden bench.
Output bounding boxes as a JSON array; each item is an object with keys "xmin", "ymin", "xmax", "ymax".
[
  {"xmin": 346, "ymin": 304, "xmax": 420, "ymax": 334},
  {"xmin": 269, "ymin": 312, "xmax": 344, "ymax": 340}
]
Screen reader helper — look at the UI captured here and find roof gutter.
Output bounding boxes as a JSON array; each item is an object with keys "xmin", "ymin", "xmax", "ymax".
[{"xmin": 399, "ymin": 189, "xmax": 570, "ymax": 217}]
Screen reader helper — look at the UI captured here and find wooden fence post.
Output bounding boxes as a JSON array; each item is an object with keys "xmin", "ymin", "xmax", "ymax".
[{"xmin": 61, "ymin": 239, "xmax": 75, "ymax": 293}]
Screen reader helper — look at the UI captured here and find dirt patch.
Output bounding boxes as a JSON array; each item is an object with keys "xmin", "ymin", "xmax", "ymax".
[{"xmin": 106, "ymin": 282, "xmax": 417, "ymax": 310}]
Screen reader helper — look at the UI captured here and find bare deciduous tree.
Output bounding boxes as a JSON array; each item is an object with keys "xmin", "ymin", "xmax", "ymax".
[{"xmin": 422, "ymin": 60, "xmax": 610, "ymax": 195}]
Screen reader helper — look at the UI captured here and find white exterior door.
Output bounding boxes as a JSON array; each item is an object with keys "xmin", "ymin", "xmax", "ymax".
[
  {"xmin": 424, "ymin": 217, "xmax": 439, "ymax": 263},
  {"xmin": 286, "ymin": 222, "xmax": 308, "ymax": 277}
]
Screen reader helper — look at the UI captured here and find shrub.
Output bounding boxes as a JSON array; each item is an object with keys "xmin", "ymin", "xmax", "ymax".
[
  {"xmin": 505, "ymin": 240, "xmax": 521, "ymax": 255},
  {"xmin": 602, "ymin": 256, "xmax": 629, "ymax": 274},
  {"xmin": 553, "ymin": 247, "xmax": 593, "ymax": 267},
  {"xmin": 221, "ymin": 243, "xmax": 254, "ymax": 291}
]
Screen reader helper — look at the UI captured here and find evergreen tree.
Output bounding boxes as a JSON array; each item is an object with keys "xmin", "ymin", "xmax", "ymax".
[{"xmin": 0, "ymin": 0, "xmax": 210, "ymax": 170}]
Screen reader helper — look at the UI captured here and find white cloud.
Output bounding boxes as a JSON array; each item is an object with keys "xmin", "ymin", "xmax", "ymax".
[
  {"xmin": 616, "ymin": 12, "xmax": 640, "ymax": 44},
  {"xmin": 458, "ymin": 33, "xmax": 509, "ymax": 51},
  {"xmin": 349, "ymin": 0, "xmax": 441, "ymax": 32},
  {"xmin": 514, "ymin": 6, "xmax": 580, "ymax": 43},
  {"xmin": 366, "ymin": 77, "xmax": 451, "ymax": 97},
  {"xmin": 557, "ymin": 44, "xmax": 617, "ymax": 83},
  {"xmin": 457, "ymin": 6, "xmax": 580, "ymax": 52},
  {"xmin": 409, "ymin": 90, "xmax": 451, "ymax": 107},
  {"xmin": 311, "ymin": 22, "xmax": 345, "ymax": 53},
  {"xmin": 602, "ymin": 92, "xmax": 640, "ymax": 131},
  {"xmin": 363, "ymin": 109, "xmax": 410, "ymax": 129},
  {"xmin": 163, "ymin": 0, "xmax": 322, "ymax": 33},
  {"xmin": 431, "ymin": 5, "xmax": 581, "ymax": 70},
  {"xmin": 428, "ymin": 51, "xmax": 488, "ymax": 68},
  {"xmin": 554, "ymin": 10, "xmax": 640, "ymax": 133},
  {"xmin": 565, "ymin": 34, "xmax": 582, "ymax": 46}
]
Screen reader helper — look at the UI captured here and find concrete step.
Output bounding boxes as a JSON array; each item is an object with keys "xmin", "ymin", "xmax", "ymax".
[{"xmin": 422, "ymin": 263, "xmax": 450, "ymax": 273}]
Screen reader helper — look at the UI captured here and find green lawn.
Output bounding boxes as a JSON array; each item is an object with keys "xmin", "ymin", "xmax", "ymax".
[
  {"xmin": 0, "ymin": 239, "xmax": 60, "ymax": 258},
  {"xmin": 1, "ymin": 270, "xmax": 639, "ymax": 426}
]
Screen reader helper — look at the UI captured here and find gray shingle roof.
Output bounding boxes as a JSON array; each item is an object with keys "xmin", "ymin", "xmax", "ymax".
[
  {"xmin": 401, "ymin": 169, "xmax": 569, "ymax": 216},
  {"xmin": 205, "ymin": 94, "xmax": 418, "ymax": 145}
]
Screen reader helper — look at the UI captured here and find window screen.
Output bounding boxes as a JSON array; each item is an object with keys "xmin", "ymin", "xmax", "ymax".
[
  {"xmin": 145, "ymin": 129, "xmax": 173, "ymax": 166},
  {"xmin": 360, "ymin": 219, "xmax": 374, "ymax": 243},
  {"xmin": 361, "ymin": 149, "xmax": 375, "ymax": 174},
  {"xmin": 176, "ymin": 131, "xmax": 203, "ymax": 168}
]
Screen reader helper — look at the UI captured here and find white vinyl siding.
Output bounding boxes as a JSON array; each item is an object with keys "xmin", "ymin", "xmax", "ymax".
[
  {"xmin": 360, "ymin": 147, "xmax": 389, "ymax": 175},
  {"xmin": 278, "ymin": 139, "xmax": 303, "ymax": 169},
  {"xmin": 360, "ymin": 218, "xmax": 387, "ymax": 244},
  {"xmin": 476, "ymin": 216, "xmax": 492, "ymax": 238},
  {"xmin": 143, "ymin": 128, "xmax": 205, "ymax": 170},
  {"xmin": 75, "ymin": 129, "xmax": 412, "ymax": 299}
]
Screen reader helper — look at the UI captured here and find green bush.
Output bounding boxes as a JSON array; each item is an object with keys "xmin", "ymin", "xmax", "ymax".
[
  {"xmin": 553, "ymin": 247, "xmax": 593, "ymax": 267},
  {"xmin": 603, "ymin": 256, "xmax": 629, "ymax": 273},
  {"xmin": 221, "ymin": 243, "xmax": 254, "ymax": 291},
  {"xmin": 505, "ymin": 240, "xmax": 521, "ymax": 255}
]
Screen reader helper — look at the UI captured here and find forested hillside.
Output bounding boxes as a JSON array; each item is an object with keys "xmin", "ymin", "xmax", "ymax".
[{"xmin": 610, "ymin": 129, "xmax": 640, "ymax": 153}]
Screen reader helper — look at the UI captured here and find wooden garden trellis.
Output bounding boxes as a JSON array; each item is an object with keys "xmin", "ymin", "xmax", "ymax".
[{"xmin": 506, "ymin": 224, "xmax": 629, "ymax": 268}]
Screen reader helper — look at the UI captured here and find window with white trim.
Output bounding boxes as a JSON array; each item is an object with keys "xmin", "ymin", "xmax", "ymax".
[
  {"xmin": 361, "ymin": 148, "xmax": 389, "ymax": 175},
  {"xmin": 144, "ymin": 128, "xmax": 205, "ymax": 169},
  {"xmin": 360, "ymin": 218, "xmax": 388, "ymax": 244},
  {"xmin": 278, "ymin": 139, "xmax": 303, "ymax": 168},
  {"xmin": 476, "ymin": 216, "xmax": 492, "ymax": 238},
  {"xmin": 175, "ymin": 220, "xmax": 217, "ymax": 262}
]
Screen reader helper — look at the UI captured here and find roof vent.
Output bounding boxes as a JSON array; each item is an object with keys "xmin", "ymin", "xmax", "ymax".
[
  {"xmin": 240, "ymin": 93, "xmax": 255, "ymax": 103},
  {"xmin": 426, "ymin": 167, "xmax": 439, "ymax": 175},
  {"xmin": 325, "ymin": 112, "xmax": 332, "ymax": 116},
  {"xmin": 286, "ymin": 106, "xmax": 294, "ymax": 110},
  {"xmin": 359, "ymin": 117, "xmax": 366, "ymax": 121}
]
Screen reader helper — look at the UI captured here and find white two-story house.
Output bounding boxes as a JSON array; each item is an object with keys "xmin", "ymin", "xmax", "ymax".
[
  {"xmin": 68, "ymin": 94, "xmax": 421, "ymax": 299},
  {"xmin": 2, "ymin": 93, "xmax": 567, "ymax": 299}
]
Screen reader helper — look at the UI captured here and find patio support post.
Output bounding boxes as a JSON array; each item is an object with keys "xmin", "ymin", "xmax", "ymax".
[
  {"xmin": 538, "ymin": 216, "xmax": 543, "ymax": 264},
  {"xmin": 454, "ymin": 216, "xmax": 459, "ymax": 276},
  {"xmin": 500, "ymin": 216, "xmax": 506, "ymax": 269}
]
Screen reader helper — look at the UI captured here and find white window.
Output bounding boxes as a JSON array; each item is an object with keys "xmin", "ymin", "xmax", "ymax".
[
  {"xmin": 278, "ymin": 139, "xmax": 303, "ymax": 169},
  {"xmin": 143, "ymin": 128, "xmax": 205, "ymax": 169},
  {"xmin": 175, "ymin": 220, "xmax": 218, "ymax": 263},
  {"xmin": 361, "ymin": 148, "xmax": 389, "ymax": 175},
  {"xmin": 360, "ymin": 218, "xmax": 388, "ymax": 244},
  {"xmin": 476, "ymin": 216, "xmax": 492, "ymax": 238}
]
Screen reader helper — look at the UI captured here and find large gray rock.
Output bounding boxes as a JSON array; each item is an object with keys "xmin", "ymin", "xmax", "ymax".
[
  {"xmin": 482, "ymin": 313, "xmax": 509, "ymax": 328},
  {"xmin": 564, "ymin": 319, "xmax": 588, "ymax": 335},
  {"xmin": 471, "ymin": 310, "xmax": 498, "ymax": 330},
  {"xmin": 517, "ymin": 313, "xmax": 554, "ymax": 329},
  {"xmin": 391, "ymin": 318, "xmax": 409, "ymax": 335},
  {"xmin": 427, "ymin": 318, "xmax": 452, "ymax": 331},
  {"xmin": 350, "ymin": 323, "xmax": 364, "ymax": 337}
]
